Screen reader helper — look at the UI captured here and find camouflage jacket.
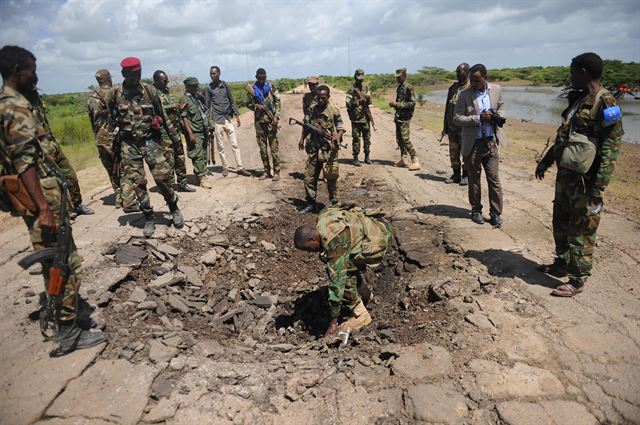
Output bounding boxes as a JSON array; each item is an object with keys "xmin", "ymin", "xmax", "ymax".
[
  {"xmin": 302, "ymin": 92, "xmax": 316, "ymax": 117},
  {"xmin": 394, "ymin": 81, "xmax": 416, "ymax": 122},
  {"xmin": 247, "ymin": 81, "xmax": 281, "ymax": 124},
  {"xmin": 555, "ymin": 88, "xmax": 624, "ymax": 197},
  {"xmin": 317, "ymin": 207, "xmax": 391, "ymax": 318},
  {"xmin": 443, "ymin": 80, "xmax": 469, "ymax": 133},
  {"xmin": 345, "ymin": 83, "xmax": 371, "ymax": 123},
  {"xmin": 180, "ymin": 92, "xmax": 207, "ymax": 134},
  {"xmin": 29, "ymin": 94, "xmax": 62, "ymax": 158},
  {"xmin": 0, "ymin": 86, "xmax": 42, "ymax": 177},
  {"xmin": 107, "ymin": 83, "xmax": 179, "ymax": 144},
  {"xmin": 155, "ymin": 87, "xmax": 183, "ymax": 138},
  {"xmin": 87, "ymin": 86, "xmax": 113, "ymax": 147},
  {"xmin": 304, "ymin": 103, "xmax": 345, "ymax": 153}
]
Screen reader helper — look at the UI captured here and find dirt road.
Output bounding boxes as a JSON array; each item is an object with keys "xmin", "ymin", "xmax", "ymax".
[{"xmin": 0, "ymin": 87, "xmax": 638, "ymax": 425}]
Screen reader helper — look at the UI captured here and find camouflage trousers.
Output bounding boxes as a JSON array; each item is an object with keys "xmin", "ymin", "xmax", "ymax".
[
  {"xmin": 161, "ymin": 136, "xmax": 188, "ymax": 186},
  {"xmin": 304, "ymin": 147, "xmax": 339, "ymax": 203},
  {"xmin": 186, "ymin": 131, "xmax": 208, "ymax": 179},
  {"xmin": 351, "ymin": 121, "xmax": 371, "ymax": 157},
  {"xmin": 328, "ymin": 270, "xmax": 360, "ymax": 319},
  {"xmin": 395, "ymin": 120, "xmax": 416, "ymax": 158},
  {"xmin": 45, "ymin": 140, "xmax": 83, "ymax": 207},
  {"xmin": 23, "ymin": 176, "xmax": 81, "ymax": 321},
  {"xmin": 447, "ymin": 130, "xmax": 466, "ymax": 176},
  {"xmin": 95, "ymin": 142, "xmax": 136, "ymax": 208},
  {"xmin": 254, "ymin": 121, "xmax": 280, "ymax": 174},
  {"xmin": 121, "ymin": 138, "xmax": 178, "ymax": 214},
  {"xmin": 552, "ymin": 173, "xmax": 602, "ymax": 284}
]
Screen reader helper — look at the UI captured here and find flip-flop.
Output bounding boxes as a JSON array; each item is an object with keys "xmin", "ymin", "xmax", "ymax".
[{"xmin": 551, "ymin": 283, "xmax": 584, "ymax": 297}]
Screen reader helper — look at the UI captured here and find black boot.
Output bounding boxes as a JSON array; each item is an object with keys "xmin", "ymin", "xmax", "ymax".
[
  {"xmin": 74, "ymin": 203, "xmax": 95, "ymax": 215},
  {"xmin": 143, "ymin": 211, "xmax": 155, "ymax": 238},
  {"xmin": 299, "ymin": 202, "xmax": 316, "ymax": 214},
  {"xmin": 55, "ymin": 322, "xmax": 108, "ymax": 356},
  {"xmin": 353, "ymin": 156, "xmax": 361, "ymax": 167},
  {"xmin": 364, "ymin": 153, "xmax": 372, "ymax": 165},
  {"xmin": 169, "ymin": 201, "xmax": 184, "ymax": 229}
]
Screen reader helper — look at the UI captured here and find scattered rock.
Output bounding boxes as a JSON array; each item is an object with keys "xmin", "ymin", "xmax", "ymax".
[
  {"xmin": 169, "ymin": 355, "xmax": 186, "ymax": 371},
  {"xmin": 271, "ymin": 343, "xmax": 294, "ymax": 352},
  {"xmin": 470, "ymin": 360, "xmax": 565, "ymax": 398},
  {"xmin": 404, "ymin": 383, "xmax": 468, "ymax": 424},
  {"xmin": 151, "ymin": 377, "xmax": 176, "ymax": 399},
  {"xmin": 260, "ymin": 240, "xmax": 276, "ymax": 251},
  {"xmin": 137, "ymin": 300, "xmax": 158, "ymax": 311},
  {"xmin": 208, "ymin": 235, "xmax": 230, "ymax": 247},
  {"xmin": 128, "ymin": 287, "xmax": 147, "ymax": 304},
  {"xmin": 143, "ymin": 398, "xmax": 179, "ymax": 423},
  {"xmin": 200, "ymin": 249, "xmax": 218, "ymax": 266},
  {"xmin": 248, "ymin": 295, "xmax": 278, "ymax": 308},
  {"xmin": 148, "ymin": 340, "xmax": 179, "ymax": 363},
  {"xmin": 464, "ymin": 313, "xmax": 494, "ymax": 330},
  {"xmin": 195, "ymin": 339, "xmax": 225, "ymax": 358},
  {"xmin": 149, "ymin": 272, "xmax": 176, "ymax": 289},
  {"xmin": 391, "ymin": 343, "xmax": 452, "ymax": 381},
  {"xmin": 166, "ymin": 295, "xmax": 190, "ymax": 314},
  {"xmin": 114, "ymin": 246, "xmax": 147, "ymax": 267},
  {"xmin": 156, "ymin": 243, "xmax": 182, "ymax": 256}
]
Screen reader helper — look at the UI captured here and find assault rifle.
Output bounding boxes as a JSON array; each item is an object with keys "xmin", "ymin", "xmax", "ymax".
[
  {"xmin": 288, "ymin": 117, "xmax": 347, "ymax": 151},
  {"xmin": 18, "ymin": 164, "xmax": 74, "ymax": 340},
  {"xmin": 353, "ymin": 86, "xmax": 376, "ymax": 131},
  {"xmin": 244, "ymin": 84, "xmax": 275, "ymax": 120}
]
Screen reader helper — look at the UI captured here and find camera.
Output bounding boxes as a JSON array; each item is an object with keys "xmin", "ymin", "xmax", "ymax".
[{"xmin": 488, "ymin": 109, "xmax": 506, "ymax": 127}]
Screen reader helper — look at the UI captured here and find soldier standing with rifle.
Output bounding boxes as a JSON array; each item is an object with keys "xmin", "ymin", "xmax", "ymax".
[
  {"xmin": 108, "ymin": 57, "xmax": 184, "ymax": 238},
  {"xmin": 181, "ymin": 77, "xmax": 212, "ymax": 189},
  {"xmin": 153, "ymin": 70, "xmax": 194, "ymax": 192},
  {"xmin": 390, "ymin": 68, "xmax": 420, "ymax": 171},
  {"xmin": 296, "ymin": 85, "xmax": 345, "ymax": 213},
  {"xmin": 246, "ymin": 68, "xmax": 281, "ymax": 181},
  {"xmin": 0, "ymin": 45, "xmax": 107, "ymax": 354},
  {"xmin": 88, "ymin": 69, "xmax": 137, "ymax": 210},
  {"xmin": 346, "ymin": 68, "xmax": 374, "ymax": 166}
]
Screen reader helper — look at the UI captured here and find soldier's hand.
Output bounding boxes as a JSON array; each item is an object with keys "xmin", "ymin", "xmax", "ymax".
[
  {"xmin": 38, "ymin": 203, "xmax": 58, "ymax": 233},
  {"xmin": 255, "ymin": 104, "xmax": 265, "ymax": 111},
  {"xmin": 236, "ymin": 116, "xmax": 241, "ymax": 128},
  {"xmin": 389, "ymin": 101, "xmax": 396, "ymax": 108},
  {"xmin": 271, "ymin": 116, "xmax": 279, "ymax": 127},
  {"xmin": 480, "ymin": 112, "xmax": 493, "ymax": 123},
  {"xmin": 324, "ymin": 319, "xmax": 339, "ymax": 337},
  {"xmin": 298, "ymin": 138, "xmax": 305, "ymax": 151},
  {"xmin": 535, "ymin": 163, "xmax": 546, "ymax": 180}
]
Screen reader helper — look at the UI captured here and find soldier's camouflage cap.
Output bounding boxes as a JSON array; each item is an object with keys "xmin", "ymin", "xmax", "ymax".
[
  {"xmin": 183, "ymin": 77, "xmax": 199, "ymax": 86},
  {"xmin": 354, "ymin": 68, "xmax": 365, "ymax": 80},
  {"xmin": 395, "ymin": 67, "xmax": 407, "ymax": 77},
  {"xmin": 120, "ymin": 57, "xmax": 141, "ymax": 71},
  {"xmin": 306, "ymin": 76, "xmax": 319, "ymax": 84},
  {"xmin": 95, "ymin": 69, "xmax": 111, "ymax": 82}
]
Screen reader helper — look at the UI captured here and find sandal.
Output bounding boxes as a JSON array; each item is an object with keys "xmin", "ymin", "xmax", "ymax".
[
  {"xmin": 259, "ymin": 173, "xmax": 272, "ymax": 181},
  {"xmin": 551, "ymin": 283, "xmax": 584, "ymax": 297},
  {"xmin": 538, "ymin": 260, "xmax": 567, "ymax": 278}
]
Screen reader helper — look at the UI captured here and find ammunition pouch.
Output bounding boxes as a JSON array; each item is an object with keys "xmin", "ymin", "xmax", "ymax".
[
  {"xmin": 559, "ymin": 131, "xmax": 597, "ymax": 175},
  {"xmin": 0, "ymin": 174, "xmax": 38, "ymax": 216}
]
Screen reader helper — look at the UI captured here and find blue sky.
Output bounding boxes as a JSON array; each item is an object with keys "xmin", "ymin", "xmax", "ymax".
[{"xmin": 1, "ymin": 0, "xmax": 638, "ymax": 94}]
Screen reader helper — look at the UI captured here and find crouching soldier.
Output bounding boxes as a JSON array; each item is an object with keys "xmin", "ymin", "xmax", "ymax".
[{"xmin": 293, "ymin": 205, "xmax": 393, "ymax": 336}]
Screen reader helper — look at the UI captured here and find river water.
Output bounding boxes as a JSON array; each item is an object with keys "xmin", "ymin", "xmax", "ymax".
[{"xmin": 424, "ymin": 85, "xmax": 639, "ymax": 144}]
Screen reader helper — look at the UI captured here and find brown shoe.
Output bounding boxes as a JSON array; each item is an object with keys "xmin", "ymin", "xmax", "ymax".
[
  {"xmin": 394, "ymin": 156, "xmax": 407, "ymax": 168},
  {"xmin": 272, "ymin": 173, "xmax": 280, "ymax": 181},
  {"xmin": 237, "ymin": 168, "xmax": 251, "ymax": 177},
  {"xmin": 259, "ymin": 172, "xmax": 271, "ymax": 180},
  {"xmin": 222, "ymin": 167, "xmax": 229, "ymax": 177}
]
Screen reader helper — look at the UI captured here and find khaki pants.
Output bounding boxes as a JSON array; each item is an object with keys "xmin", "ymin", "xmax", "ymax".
[{"xmin": 213, "ymin": 119, "xmax": 243, "ymax": 169}]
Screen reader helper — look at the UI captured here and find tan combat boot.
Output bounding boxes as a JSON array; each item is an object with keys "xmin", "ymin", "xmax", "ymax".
[
  {"xmin": 200, "ymin": 176, "xmax": 213, "ymax": 189},
  {"xmin": 394, "ymin": 155, "xmax": 407, "ymax": 168},
  {"xmin": 408, "ymin": 156, "xmax": 421, "ymax": 171},
  {"xmin": 340, "ymin": 300, "xmax": 372, "ymax": 331}
]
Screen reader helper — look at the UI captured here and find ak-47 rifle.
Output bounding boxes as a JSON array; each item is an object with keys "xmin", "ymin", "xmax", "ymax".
[
  {"xmin": 244, "ymin": 83, "xmax": 275, "ymax": 121},
  {"xmin": 535, "ymin": 137, "xmax": 556, "ymax": 179},
  {"xmin": 18, "ymin": 164, "xmax": 75, "ymax": 340},
  {"xmin": 288, "ymin": 117, "xmax": 347, "ymax": 151},
  {"xmin": 353, "ymin": 86, "xmax": 376, "ymax": 131}
]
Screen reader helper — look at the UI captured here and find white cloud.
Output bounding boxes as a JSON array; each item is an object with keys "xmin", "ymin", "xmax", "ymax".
[{"xmin": 0, "ymin": 0, "xmax": 638, "ymax": 93}]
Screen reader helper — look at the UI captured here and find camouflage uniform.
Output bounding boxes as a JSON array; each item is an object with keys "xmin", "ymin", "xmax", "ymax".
[
  {"xmin": 302, "ymin": 92, "xmax": 316, "ymax": 117},
  {"xmin": 247, "ymin": 82, "xmax": 281, "ymax": 175},
  {"xmin": 180, "ymin": 91, "xmax": 208, "ymax": 180},
  {"xmin": 304, "ymin": 102, "xmax": 345, "ymax": 204},
  {"xmin": 87, "ymin": 86, "xmax": 136, "ymax": 208},
  {"xmin": 0, "ymin": 86, "xmax": 80, "ymax": 320},
  {"xmin": 443, "ymin": 80, "xmax": 469, "ymax": 177},
  {"xmin": 552, "ymin": 88, "xmax": 624, "ymax": 285},
  {"xmin": 394, "ymin": 80, "xmax": 416, "ymax": 158},
  {"xmin": 156, "ymin": 87, "xmax": 187, "ymax": 187},
  {"xmin": 29, "ymin": 94, "xmax": 85, "ymax": 208},
  {"xmin": 346, "ymin": 82, "xmax": 372, "ymax": 158},
  {"xmin": 107, "ymin": 83, "xmax": 179, "ymax": 216},
  {"xmin": 317, "ymin": 207, "xmax": 392, "ymax": 319}
]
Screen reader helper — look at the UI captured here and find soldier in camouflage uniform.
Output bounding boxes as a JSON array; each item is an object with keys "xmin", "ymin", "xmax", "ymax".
[
  {"xmin": 302, "ymin": 76, "xmax": 319, "ymax": 117},
  {"xmin": 153, "ymin": 70, "xmax": 193, "ymax": 192},
  {"xmin": 87, "ymin": 69, "xmax": 137, "ymax": 210},
  {"xmin": 390, "ymin": 68, "xmax": 420, "ymax": 171},
  {"xmin": 0, "ymin": 45, "xmax": 107, "ymax": 353},
  {"xmin": 108, "ymin": 57, "xmax": 184, "ymax": 238},
  {"xmin": 297, "ymin": 85, "xmax": 345, "ymax": 214},
  {"xmin": 247, "ymin": 68, "xmax": 281, "ymax": 180},
  {"xmin": 346, "ymin": 69, "xmax": 373, "ymax": 166},
  {"xmin": 294, "ymin": 205, "xmax": 393, "ymax": 336},
  {"xmin": 181, "ymin": 77, "xmax": 212, "ymax": 188},
  {"xmin": 535, "ymin": 53, "xmax": 624, "ymax": 297},
  {"xmin": 442, "ymin": 63, "xmax": 470, "ymax": 185},
  {"xmin": 26, "ymin": 89, "xmax": 95, "ymax": 216}
]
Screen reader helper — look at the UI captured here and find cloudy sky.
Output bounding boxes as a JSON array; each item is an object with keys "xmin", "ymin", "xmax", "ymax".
[{"xmin": 1, "ymin": 0, "xmax": 638, "ymax": 94}]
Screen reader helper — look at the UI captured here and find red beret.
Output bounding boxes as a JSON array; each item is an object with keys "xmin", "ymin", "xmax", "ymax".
[{"xmin": 120, "ymin": 57, "xmax": 141, "ymax": 71}]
